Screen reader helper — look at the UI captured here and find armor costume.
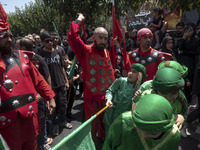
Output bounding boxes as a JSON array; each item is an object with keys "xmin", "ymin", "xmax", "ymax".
[
  {"xmin": 0, "ymin": 50, "xmax": 55, "ymax": 150},
  {"xmin": 129, "ymin": 47, "xmax": 172, "ymax": 81},
  {"xmin": 68, "ymin": 20, "xmax": 115, "ymax": 145}
]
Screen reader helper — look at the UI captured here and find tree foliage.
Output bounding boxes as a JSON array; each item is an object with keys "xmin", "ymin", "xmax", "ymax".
[
  {"xmin": 7, "ymin": 0, "xmax": 200, "ymax": 37},
  {"xmin": 8, "ymin": 0, "xmax": 64, "ymax": 37}
]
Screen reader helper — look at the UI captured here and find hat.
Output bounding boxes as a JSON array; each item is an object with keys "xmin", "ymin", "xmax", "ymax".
[
  {"xmin": 137, "ymin": 28, "xmax": 153, "ymax": 40},
  {"xmin": 130, "ymin": 63, "xmax": 146, "ymax": 83},
  {"xmin": 158, "ymin": 61, "xmax": 188, "ymax": 78},
  {"xmin": 0, "ymin": 4, "xmax": 9, "ymax": 33},
  {"xmin": 132, "ymin": 94, "xmax": 175, "ymax": 133},
  {"xmin": 153, "ymin": 68, "xmax": 185, "ymax": 93}
]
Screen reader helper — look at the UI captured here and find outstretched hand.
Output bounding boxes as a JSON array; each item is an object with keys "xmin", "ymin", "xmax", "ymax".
[{"xmin": 77, "ymin": 13, "xmax": 85, "ymax": 21}]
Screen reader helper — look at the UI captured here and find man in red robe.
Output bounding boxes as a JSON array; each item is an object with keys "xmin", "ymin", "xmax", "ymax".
[
  {"xmin": 68, "ymin": 13, "xmax": 115, "ymax": 145},
  {"xmin": 0, "ymin": 4, "xmax": 56, "ymax": 150}
]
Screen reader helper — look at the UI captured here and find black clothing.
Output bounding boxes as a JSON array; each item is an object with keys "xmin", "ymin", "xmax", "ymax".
[
  {"xmin": 35, "ymin": 53, "xmax": 50, "ymax": 77},
  {"xmin": 126, "ymin": 38, "xmax": 133, "ymax": 52},
  {"xmin": 38, "ymin": 49, "xmax": 65, "ymax": 89},
  {"xmin": 160, "ymin": 36, "xmax": 177, "ymax": 60}
]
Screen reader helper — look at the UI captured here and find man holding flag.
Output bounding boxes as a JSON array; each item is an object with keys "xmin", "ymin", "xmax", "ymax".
[{"xmin": 68, "ymin": 13, "xmax": 115, "ymax": 146}]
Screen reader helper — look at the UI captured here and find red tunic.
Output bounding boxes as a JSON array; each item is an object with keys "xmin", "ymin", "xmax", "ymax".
[
  {"xmin": 0, "ymin": 50, "xmax": 55, "ymax": 149},
  {"xmin": 68, "ymin": 21, "xmax": 115, "ymax": 102},
  {"xmin": 128, "ymin": 47, "xmax": 172, "ymax": 81}
]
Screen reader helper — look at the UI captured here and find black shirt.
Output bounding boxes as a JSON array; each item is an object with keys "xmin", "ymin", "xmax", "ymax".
[{"xmin": 38, "ymin": 49, "xmax": 65, "ymax": 88}]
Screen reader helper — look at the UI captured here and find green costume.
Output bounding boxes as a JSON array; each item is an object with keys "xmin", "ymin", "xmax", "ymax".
[
  {"xmin": 103, "ymin": 94, "xmax": 180, "ymax": 150},
  {"xmin": 135, "ymin": 89, "xmax": 187, "ymax": 115},
  {"xmin": 104, "ymin": 63, "xmax": 146, "ymax": 133},
  {"xmin": 104, "ymin": 77, "xmax": 137, "ymax": 133},
  {"xmin": 136, "ymin": 66, "xmax": 188, "ymax": 115}
]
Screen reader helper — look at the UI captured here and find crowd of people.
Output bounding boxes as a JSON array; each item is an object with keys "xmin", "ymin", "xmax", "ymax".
[{"xmin": 1, "ymin": 4, "xmax": 200, "ymax": 150}]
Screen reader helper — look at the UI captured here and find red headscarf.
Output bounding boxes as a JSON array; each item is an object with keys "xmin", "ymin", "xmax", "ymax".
[{"xmin": 137, "ymin": 28, "xmax": 152, "ymax": 40}]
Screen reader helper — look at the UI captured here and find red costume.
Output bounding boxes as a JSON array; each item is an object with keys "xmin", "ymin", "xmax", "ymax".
[
  {"xmin": 128, "ymin": 47, "xmax": 172, "ymax": 81},
  {"xmin": 68, "ymin": 20, "xmax": 115, "ymax": 144},
  {"xmin": 0, "ymin": 50, "xmax": 55, "ymax": 150},
  {"xmin": 127, "ymin": 28, "xmax": 172, "ymax": 81}
]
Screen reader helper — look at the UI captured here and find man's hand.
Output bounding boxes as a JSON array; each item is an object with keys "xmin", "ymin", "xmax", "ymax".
[
  {"xmin": 134, "ymin": 90, "xmax": 142, "ymax": 99},
  {"xmin": 36, "ymin": 94, "xmax": 42, "ymax": 102},
  {"xmin": 65, "ymin": 81, "xmax": 69, "ymax": 90},
  {"xmin": 77, "ymin": 13, "xmax": 85, "ymax": 22},
  {"xmin": 106, "ymin": 99, "xmax": 113, "ymax": 108},
  {"xmin": 48, "ymin": 98, "xmax": 56, "ymax": 115},
  {"xmin": 175, "ymin": 114, "xmax": 185, "ymax": 130}
]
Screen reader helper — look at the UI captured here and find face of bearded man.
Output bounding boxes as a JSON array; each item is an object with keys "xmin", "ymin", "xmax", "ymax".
[
  {"xmin": 0, "ymin": 32, "xmax": 13, "ymax": 55},
  {"xmin": 93, "ymin": 29, "xmax": 108, "ymax": 51}
]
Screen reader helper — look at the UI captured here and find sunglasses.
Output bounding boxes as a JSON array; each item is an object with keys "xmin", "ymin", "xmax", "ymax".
[{"xmin": 44, "ymin": 39, "xmax": 53, "ymax": 43}]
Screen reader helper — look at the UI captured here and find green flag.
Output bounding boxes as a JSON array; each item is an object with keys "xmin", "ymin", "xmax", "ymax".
[
  {"xmin": 52, "ymin": 21, "xmax": 63, "ymax": 46},
  {"xmin": 0, "ymin": 134, "xmax": 10, "ymax": 150},
  {"xmin": 51, "ymin": 115, "xmax": 96, "ymax": 150}
]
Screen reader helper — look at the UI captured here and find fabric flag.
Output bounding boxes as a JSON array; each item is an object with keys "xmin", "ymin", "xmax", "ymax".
[
  {"xmin": 0, "ymin": 134, "xmax": 10, "ymax": 150},
  {"xmin": 51, "ymin": 115, "xmax": 96, "ymax": 150},
  {"xmin": 51, "ymin": 105, "xmax": 109, "ymax": 150},
  {"xmin": 52, "ymin": 21, "xmax": 63, "ymax": 46},
  {"xmin": 111, "ymin": 0, "xmax": 123, "ymax": 69}
]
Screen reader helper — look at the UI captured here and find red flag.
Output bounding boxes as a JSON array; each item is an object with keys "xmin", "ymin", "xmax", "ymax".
[{"xmin": 111, "ymin": 0, "xmax": 123, "ymax": 69}]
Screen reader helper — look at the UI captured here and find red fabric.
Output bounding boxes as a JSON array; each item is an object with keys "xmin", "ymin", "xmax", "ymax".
[
  {"xmin": 0, "ymin": 56, "xmax": 5, "ymax": 73},
  {"xmin": 137, "ymin": 28, "xmax": 153, "ymax": 40},
  {"xmin": 112, "ymin": 5, "xmax": 123, "ymax": 69},
  {"xmin": 0, "ymin": 4, "xmax": 9, "ymax": 32},
  {"xmin": 0, "ymin": 113, "xmax": 39, "ymax": 150},
  {"xmin": 129, "ymin": 48, "xmax": 172, "ymax": 81},
  {"xmin": 68, "ymin": 21, "xmax": 115, "ymax": 101},
  {"xmin": 84, "ymin": 97, "xmax": 106, "ymax": 145}
]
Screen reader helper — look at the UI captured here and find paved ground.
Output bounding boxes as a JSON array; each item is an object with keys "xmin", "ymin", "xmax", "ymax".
[{"xmin": 50, "ymin": 98, "xmax": 200, "ymax": 150}]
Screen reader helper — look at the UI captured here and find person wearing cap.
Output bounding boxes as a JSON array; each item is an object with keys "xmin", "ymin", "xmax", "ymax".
[
  {"xmin": 134, "ymin": 67, "xmax": 187, "ymax": 130},
  {"xmin": 0, "ymin": 4, "xmax": 56, "ymax": 150},
  {"xmin": 68, "ymin": 13, "xmax": 115, "ymax": 145},
  {"xmin": 103, "ymin": 94, "xmax": 180, "ymax": 150},
  {"xmin": 104, "ymin": 63, "xmax": 146, "ymax": 133},
  {"xmin": 127, "ymin": 28, "xmax": 172, "ymax": 81}
]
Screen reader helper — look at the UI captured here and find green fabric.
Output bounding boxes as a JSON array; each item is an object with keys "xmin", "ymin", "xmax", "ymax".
[
  {"xmin": 103, "ymin": 112, "xmax": 180, "ymax": 150},
  {"xmin": 134, "ymin": 88, "xmax": 188, "ymax": 115},
  {"xmin": 52, "ymin": 21, "xmax": 63, "ymax": 46},
  {"xmin": 0, "ymin": 134, "xmax": 10, "ymax": 150},
  {"xmin": 132, "ymin": 94, "xmax": 176, "ymax": 133},
  {"xmin": 130, "ymin": 63, "xmax": 146, "ymax": 83},
  {"xmin": 158, "ymin": 61, "xmax": 188, "ymax": 78},
  {"xmin": 104, "ymin": 77, "xmax": 137, "ymax": 133},
  {"xmin": 69, "ymin": 56, "xmax": 77, "ymax": 78},
  {"xmin": 51, "ymin": 115, "xmax": 96, "ymax": 150},
  {"xmin": 152, "ymin": 68, "xmax": 185, "ymax": 93}
]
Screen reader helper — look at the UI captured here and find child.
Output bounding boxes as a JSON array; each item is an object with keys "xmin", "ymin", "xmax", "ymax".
[
  {"xmin": 63, "ymin": 54, "xmax": 81, "ymax": 119},
  {"xmin": 103, "ymin": 94, "xmax": 180, "ymax": 150},
  {"xmin": 160, "ymin": 36, "xmax": 177, "ymax": 60},
  {"xmin": 149, "ymin": 8, "xmax": 164, "ymax": 49},
  {"xmin": 104, "ymin": 63, "xmax": 146, "ymax": 133},
  {"xmin": 31, "ymin": 56, "xmax": 51, "ymax": 150},
  {"xmin": 134, "ymin": 67, "xmax": 187, "ymax": 130}
]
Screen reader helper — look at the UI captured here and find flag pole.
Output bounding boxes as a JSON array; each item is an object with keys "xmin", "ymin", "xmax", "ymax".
[{"xmin": 51, "ymin": 105, "xmax": 110, "ymax": 150}]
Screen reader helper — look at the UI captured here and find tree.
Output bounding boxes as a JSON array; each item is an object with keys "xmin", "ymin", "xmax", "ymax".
[{"xmin": 8, "ymin": 0, "xmax": 64, "ymax": 37}]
